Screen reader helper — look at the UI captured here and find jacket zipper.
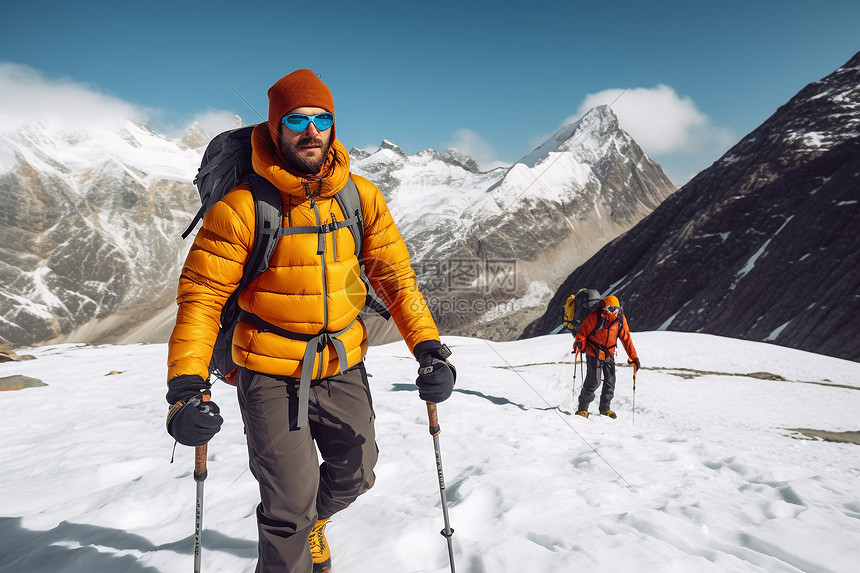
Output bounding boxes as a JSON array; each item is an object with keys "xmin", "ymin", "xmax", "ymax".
[{"xmin": 306, "ymin": 183, "xmax": 329, "ymax": 380}]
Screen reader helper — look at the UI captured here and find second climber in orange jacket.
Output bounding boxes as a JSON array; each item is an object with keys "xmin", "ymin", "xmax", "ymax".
[{"xmin": 573, "ymin": 295, "xmax": 640, "ymax": 419}]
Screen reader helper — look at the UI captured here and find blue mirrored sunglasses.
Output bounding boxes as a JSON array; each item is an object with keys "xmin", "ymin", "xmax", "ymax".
[
  {"xmin": 604, "ymin": 306, "xmax": 620, "ymax": 314},
  {"xmin": 281, "ymin": 112, "xmax": 334, "ymax": 132}
]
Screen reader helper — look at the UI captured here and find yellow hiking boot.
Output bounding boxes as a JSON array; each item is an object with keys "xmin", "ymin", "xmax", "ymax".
[
  {"xmin": 309, "ymin": 518, "xmax": 331, "ymax": 573},
  {"xmin": 575, "ymin": 410, "xmax": 589, "ymax": 418},
  {"xmin": 601, "ymin": 410, "xmax": 617, "ymax": 419}
]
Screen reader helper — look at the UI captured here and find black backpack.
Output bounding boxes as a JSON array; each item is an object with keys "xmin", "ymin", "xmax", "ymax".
[
  {"xmin": 184, "ymin": 124, "xmax": 388, "ymax": 383},
  {"xmin": 566, "ymin": 288, "xmax": 601, "ymax": 333}
]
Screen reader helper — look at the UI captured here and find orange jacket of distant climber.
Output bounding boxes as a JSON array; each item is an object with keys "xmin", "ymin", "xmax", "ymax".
[{"xmin": 575, "ymin": 301, "xmax": 638, "ymax": 362}]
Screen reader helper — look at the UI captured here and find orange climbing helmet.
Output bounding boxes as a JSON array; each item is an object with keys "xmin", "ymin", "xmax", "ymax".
[{"xmin": 601, "ymin": 295, "xmax": 620, "ymax": 320}]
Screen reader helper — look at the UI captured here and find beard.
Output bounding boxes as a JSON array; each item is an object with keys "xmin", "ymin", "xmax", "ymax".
[{"xmin": 279, "ymin": 135, "xmax": 332, "ymax": 175}]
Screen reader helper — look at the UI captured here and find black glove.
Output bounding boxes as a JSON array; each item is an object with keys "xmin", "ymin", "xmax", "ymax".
[
  {"xmin": 628, "ymin": 357, "xmax": 641, "ymax": 371},
  {"xmin": 414, "ymin": 340, "xmax": 456, "ymax": 403},
  {"xmin": 166, "ymin": 375, "xmax": 223, "ymax": 447},
  {"xmin": 573, "ymin": 339, "xmax": 584, "ymax": 352}
]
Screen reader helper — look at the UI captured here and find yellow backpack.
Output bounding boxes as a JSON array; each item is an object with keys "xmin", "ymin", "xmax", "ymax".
[{"xmin": 562, "ymin": 288, "xmax": 601, "ymax": 332}]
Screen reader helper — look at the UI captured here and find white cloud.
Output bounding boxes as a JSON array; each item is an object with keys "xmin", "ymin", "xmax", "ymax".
[
  {"xmin": 0, "ymin": 63, "xmax": 239, "ymax": 142},
  {"xmin": 0, "ymin": 62, "xmax": 148, "ymax": 132},
  {"xmin": 445, "ymin": 128, "xmax": 509, "ymax": 171},
  {"xmin": 569, "ymin": 84, "xmax": 735, "ymax": 156}
]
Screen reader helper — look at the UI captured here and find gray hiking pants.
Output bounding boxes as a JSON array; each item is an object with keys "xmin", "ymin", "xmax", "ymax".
[
  {"xmin": 237, "ymin": 364, "xmax": 378, "ymax": 573},
  {"xmin": 578, "ymin": 353, "xmax": 616, "ymax": 413}
]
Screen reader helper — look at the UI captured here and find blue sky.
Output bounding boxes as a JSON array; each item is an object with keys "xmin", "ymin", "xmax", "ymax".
[{"xmin": 1, "ymin": 0, "xmax": 858, "ymax": 184}]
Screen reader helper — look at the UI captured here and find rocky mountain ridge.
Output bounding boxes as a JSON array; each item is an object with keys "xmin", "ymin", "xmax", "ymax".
[{"xmin": 0, "ymin": 120, "xmax": 202, "ymax": 347}]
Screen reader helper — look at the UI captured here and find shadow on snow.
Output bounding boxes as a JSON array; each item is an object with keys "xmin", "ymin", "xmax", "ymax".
[{"xmin": 0, "ymin": 516, "xmax": 256, "ymax": 572}]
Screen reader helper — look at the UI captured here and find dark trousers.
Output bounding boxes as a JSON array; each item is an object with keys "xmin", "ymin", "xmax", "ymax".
[
  {"xmin": 578, "ymin": 353, "xmax": 616, "ymax": 412},
  {"xmin": 237, "ymin": 364, "xmax": 378, "ymax": 573}
]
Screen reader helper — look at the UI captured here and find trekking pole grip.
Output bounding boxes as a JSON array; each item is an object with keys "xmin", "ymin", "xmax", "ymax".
[
  {"xmin": 194, "ymin": 444, "xmax": 208, "ymax": 482},
  {"xmin": 427, "ymin": 402, "xmax": 441, "ymax": 436}
]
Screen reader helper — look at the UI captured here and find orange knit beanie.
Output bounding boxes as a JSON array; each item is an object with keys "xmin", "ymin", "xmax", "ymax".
[{"xmin": 267, "ymin": 69, "xmax": 335, "ymax": 143}]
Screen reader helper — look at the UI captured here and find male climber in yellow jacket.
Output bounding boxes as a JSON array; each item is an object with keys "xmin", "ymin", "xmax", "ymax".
[{"xmin": 164, "ymin": 69, "xmax": 455, "ymax": 573}]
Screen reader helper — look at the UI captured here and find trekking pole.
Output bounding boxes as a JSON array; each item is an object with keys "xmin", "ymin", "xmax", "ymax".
[
  {"xmin": 580, "ymin": 352, "xmax": 586, "ymax": 382},
  {"xmin": 632, "ymin": 367, "xmax": 637, "ymax": 427},
  {"xmin": 572, "ymin": 350, "xmax": 580, "ymax": 403},
  {"xmin": 426, "ymin": 402, "xmax": 455, "ymax": 573},
  {"xmin": 193, "ymin": 445, "xmax": 208, "ymax": 573}
]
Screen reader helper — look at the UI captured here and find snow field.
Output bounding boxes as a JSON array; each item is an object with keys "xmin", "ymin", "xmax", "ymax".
[{"xmin": 1, "ymin": 333, "xmax": 858, "ymax": 572}]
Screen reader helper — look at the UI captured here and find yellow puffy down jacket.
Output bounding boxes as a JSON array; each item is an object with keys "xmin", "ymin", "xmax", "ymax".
[{"xmin": 167, "ymin": 124, "xmax": 440, "ymax": 382}]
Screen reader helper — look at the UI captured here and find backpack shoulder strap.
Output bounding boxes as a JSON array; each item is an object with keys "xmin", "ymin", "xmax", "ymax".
[
  {"xmin": 332, "ymin": 176, "xmax": 363, "ymax": 259},
  {"xmin": 242, "ymin": 173, "xmax": 283, "ymax": 287},
  {"xmin": 210, "ymin": 173, "xmax": 283, "ymax": 379},
  {"xmin": 333, "ymin": 176, "xmax": 392, "ymax": 320}
]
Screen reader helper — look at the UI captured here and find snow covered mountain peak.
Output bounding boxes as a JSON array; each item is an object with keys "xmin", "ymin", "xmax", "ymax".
[
  {"xmin": 0, "ymin": 119, "xmax": 200, "ymax": 182},
  {"xmin": 178, "ymin": 122, "xmax": 213, "ymax": 150},
  {"xmin": 0, "ymin": 118, "xmax": 202, "ymax": 347},
  {"xmin": 519, "ymin": 104, "xmax": 626, "ymax": 169},
  {"xmin": 378, "ymin": 139, "xmax": 406, "ymax": 156}
]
